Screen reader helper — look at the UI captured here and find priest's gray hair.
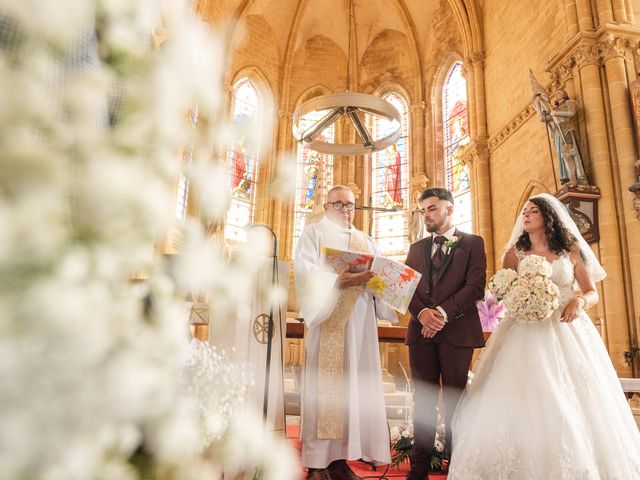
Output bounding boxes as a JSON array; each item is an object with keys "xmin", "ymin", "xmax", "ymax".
[{"xmin": 326, "ymin": 185, "xmax": 354, "ymax": 200}]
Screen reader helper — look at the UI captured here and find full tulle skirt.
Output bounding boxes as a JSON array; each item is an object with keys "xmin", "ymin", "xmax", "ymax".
[{"xmin": 448, "ymin": 311, "xmax": 640, "ymax": 480}]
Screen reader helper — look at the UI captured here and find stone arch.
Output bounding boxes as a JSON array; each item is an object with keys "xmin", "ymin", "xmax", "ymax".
[
  {"xmin": 227, "ymin": 15, "xmax": 281, "ymax": 91},
  {"xmin": 288, "ymin": 35, "xmax": 347, "ymax": 107},
  {"xmin": 360, "ymin": 30, "xmax": 417, "ymax": 101},
  {"xmin": 447, "ymin": 0, "xmax": 484, "ymax": 58},
  {"xmin": 293, "ymin": 84, "xmax": 334, "ymax": 109},
  {"xmin": 230, "ymin": 65, "xmax": 276, "ymax": 113},
  {"xmin": 514, "ymin": 181, "xmax": 550, "ymax": 221}
]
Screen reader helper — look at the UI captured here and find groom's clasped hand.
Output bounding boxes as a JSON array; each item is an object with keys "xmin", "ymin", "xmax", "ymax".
[{"xmin": 419, "ymin": 308, "xmax": 445, "ymax": 338}]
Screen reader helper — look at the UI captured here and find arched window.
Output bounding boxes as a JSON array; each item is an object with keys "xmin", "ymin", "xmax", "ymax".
[
  {"xmin": 371, "ymin": 92, "xmax": 409, "ymax": 260},
  {"xmin": 225, "ymin": 79, "xmax": 260, "ymax": 245},
  {"xmin": 291, "ymin": 111, "xmax": 335, "ymax": 255},
  {"xmin": 443, "ymin": 63, "xmax": 472, "ymax": 232}
]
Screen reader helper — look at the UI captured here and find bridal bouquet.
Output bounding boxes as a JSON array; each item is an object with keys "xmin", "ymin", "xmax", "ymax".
[
  {"xmin": 488, "ymin": 255, "xmax": 560, "ymax": 323},
  {"xmin": 488, "ymin": 268, "xmax": 518, "ymax": 300}
]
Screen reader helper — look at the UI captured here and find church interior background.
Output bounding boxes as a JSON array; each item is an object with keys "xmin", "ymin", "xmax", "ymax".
[
  {"xmin": 185, "ymin": 0, "xmax": 640, "ymax": 425},
  {"xmin": 7, "ymin": 0, "xmax": 640, "ymax": 477}
]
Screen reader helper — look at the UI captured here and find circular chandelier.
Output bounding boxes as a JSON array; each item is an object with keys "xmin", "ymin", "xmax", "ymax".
[
  {"xmin": 291, "ymin": 0, "xmax": 401, "ymax": 156},
  {"xmin": 293, "ymin": 93, "xmax": 401, "ymax": 155}
]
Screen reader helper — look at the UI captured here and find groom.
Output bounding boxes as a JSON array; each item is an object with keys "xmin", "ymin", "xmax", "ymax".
[{"xmin": 404, "ymin": 187, "xmax": 486, "ymax": 479}]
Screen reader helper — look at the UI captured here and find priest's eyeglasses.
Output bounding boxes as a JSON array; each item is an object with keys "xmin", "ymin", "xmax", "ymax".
[{"xmin": 328, "ymin": 201, "xmax": 356, "ymax": 211}]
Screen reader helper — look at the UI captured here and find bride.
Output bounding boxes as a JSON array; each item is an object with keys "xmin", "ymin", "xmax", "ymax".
[{"xmin": 448, "ymin": 193, "xmax": 640, "ymax": 479}]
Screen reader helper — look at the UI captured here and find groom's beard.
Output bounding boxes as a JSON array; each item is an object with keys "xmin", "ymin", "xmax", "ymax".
[{"xmin": 426, "ymin": 217, "xmax": 450, "ymax": 233}]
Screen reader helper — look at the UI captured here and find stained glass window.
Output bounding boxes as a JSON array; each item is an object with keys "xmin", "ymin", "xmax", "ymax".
[
  {"xmin": 225, "ymin": 79, "xmax": 260, "ymax": 245},
  {"xmin": 443, "ymin": 63, "xmax": 472, "ymax": 232},
  {"xmin": 291, "ymin": 111, "xmax": 335, "ymax": 255},
  {"xmin": 371, "ymin": 93, "xmax": 409, "ymax": 260}
]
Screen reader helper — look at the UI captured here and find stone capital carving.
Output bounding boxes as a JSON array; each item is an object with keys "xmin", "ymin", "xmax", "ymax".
[
  {"xmin": 409, "ymin": 173, "xmax": 429, "ymax": 195},
  {"xmin": 411, "ymin": 101, "xmax": 426, "ymax": 113},
  {"xmin": 460, "ymin": 137, "xmax": 489, "ymax": 167},
  {"xmin": 599, "ymin": 35, "xmax": 627, "ymax": 63},
  {"xmin": 573, "ymin": 43, "xmax": 601, "ymax": 69},
  {"xmin": 460, "ymin": 62, "xmax": 472, "ymax": 80},
  {"xmin": 550, "ymin": 58, "xmax": 574, "ymax": 90},
  {"xmin": 346, "ymin": 183, "xmax": 361, "ymax": 200},
  {"xmin": 468, "ymin": 51, "xmax": 485, "ymax": 67}
]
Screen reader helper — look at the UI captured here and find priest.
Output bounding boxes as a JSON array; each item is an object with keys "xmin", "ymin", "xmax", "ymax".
[{"xmin": 295, "ymin": 185, "xmax": 397, "ymax": 480}]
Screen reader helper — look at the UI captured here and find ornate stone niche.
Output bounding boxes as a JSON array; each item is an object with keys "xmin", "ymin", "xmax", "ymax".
[{"xmin": 555, "ymin": 184, "xmax": 601, "ymax": 244}]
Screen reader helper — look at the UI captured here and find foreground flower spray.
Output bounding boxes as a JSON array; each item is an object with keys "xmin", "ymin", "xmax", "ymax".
[{"xmin": 0, "ymin": 1, "xmax": 295, "ymax": 478}]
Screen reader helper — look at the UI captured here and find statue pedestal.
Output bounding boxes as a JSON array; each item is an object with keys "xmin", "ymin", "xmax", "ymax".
[
  {"xmin": 630, "ymin": 181, "xmax": 640, "ymax": 220},
  {"xmin": 555, "ymin": 184, "xmax": 601, "ymax": 244},
  {"xmin": 629, "ymin": 159, "xmax": 640, "ymax": 220}
]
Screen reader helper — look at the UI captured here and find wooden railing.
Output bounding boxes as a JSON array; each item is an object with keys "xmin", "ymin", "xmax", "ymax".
[{"xmin": 286, "ymin": 321, "xmax": 407, "ymax": 343}]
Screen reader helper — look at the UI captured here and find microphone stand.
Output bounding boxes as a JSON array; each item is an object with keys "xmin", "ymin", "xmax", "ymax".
[
  {"xmin": 246, "ymin": 224, "xmax": 280, "ymax": 424},
  {"xmin": 355, "ymin": 204, "xmax": 399, "ymax": 236},
  {"xmin": 355, "ymin": 205, "xmax": 399, "ymax": 212}
]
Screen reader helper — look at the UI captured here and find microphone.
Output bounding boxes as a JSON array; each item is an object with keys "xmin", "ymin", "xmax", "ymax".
[{"xmin": 244, "ymin": 223, "xmax": 278, "ymax": 257}]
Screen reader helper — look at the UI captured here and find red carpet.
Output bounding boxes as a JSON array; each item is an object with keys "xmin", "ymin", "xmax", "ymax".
[{"xmin": 286, "ymin": 425, "xmax": 447, "ymax": 479}]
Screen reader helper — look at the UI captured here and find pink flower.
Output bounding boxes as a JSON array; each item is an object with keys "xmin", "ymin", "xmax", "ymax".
[{"xmin": 477, "ymin": 291, "xmax": 507, "ymax": 332}]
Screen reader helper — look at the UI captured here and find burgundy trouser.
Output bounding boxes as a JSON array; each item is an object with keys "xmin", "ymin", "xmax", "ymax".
[{"xmin": 408, "ymin": 335, "xmax": 473, "ymax": 477}]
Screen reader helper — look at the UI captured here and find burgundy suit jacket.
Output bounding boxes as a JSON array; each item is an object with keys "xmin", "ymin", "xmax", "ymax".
[{"xmin": 404, "ymin": 230, "xmax": 486, "ymax": 348}]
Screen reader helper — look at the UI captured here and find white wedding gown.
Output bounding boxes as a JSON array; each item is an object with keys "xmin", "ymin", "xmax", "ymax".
[{"xmin": 448, "ymin": 255, "xmax": 640, "ymax": 479}]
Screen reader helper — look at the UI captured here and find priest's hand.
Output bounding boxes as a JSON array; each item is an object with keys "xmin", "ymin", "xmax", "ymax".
[
  {"xmin": 419, "ymin": 308, "xmax": 445, "ymax": 338},
  {"xmin": 337, "ymin": 266, "xmax": 375, "ymax": 289}
]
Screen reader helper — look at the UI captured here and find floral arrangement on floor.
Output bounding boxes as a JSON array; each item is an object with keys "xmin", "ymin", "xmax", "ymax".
[
  {"xmin": 389, "ymin": 417, "xmax": 446, "ymax": 472},
  {"xmin": 389, "ymin": 365, "xmax": 447, "ymax": 474},
  {"xmin": 0, "ymin": 1, "xmax": 295, "ymax": 479},
  {"xmin": 488, "ymin": 255, "xmax": 560, "ymax": 323},
  {"xmin": 182, "ymin": 339, "xmax": 253, "ymax": 446}
]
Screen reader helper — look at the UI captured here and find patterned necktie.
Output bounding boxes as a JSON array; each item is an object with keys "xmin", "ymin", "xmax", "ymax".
[{"xmin": 432, "ymin": 235, "xmax": 446, "ymax": 270}]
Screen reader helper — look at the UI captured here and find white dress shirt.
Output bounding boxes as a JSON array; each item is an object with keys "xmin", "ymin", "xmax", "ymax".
[{"xmin": 419, "ymin": 226, "xmax": 457, "ymax": 324}]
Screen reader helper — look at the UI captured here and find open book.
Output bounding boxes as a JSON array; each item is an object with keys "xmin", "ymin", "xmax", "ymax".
[{"xmin": 321, "ymin": 246, "xmax": 421, "ymax": 314}]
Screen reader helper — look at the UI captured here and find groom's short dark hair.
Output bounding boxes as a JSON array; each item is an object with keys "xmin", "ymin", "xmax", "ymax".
[{"xmin": 419, "ymin": 187, "xmax": 454, "ymax": 205}]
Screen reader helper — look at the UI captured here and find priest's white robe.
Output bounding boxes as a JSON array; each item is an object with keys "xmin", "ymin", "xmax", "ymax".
[{"xmin": 294, "ymin": 217, "xmax": 396, "ymax": 469}]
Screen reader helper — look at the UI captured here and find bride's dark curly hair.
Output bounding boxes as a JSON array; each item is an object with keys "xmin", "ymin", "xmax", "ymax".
[{"xmin": 515, "ymin": 197, "xmax": 577, "ymax": 254}]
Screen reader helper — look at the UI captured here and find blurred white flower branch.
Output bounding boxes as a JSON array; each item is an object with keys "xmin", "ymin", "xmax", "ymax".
[{"xmin": 0, "ymin": 0, "xmax": 295, "ymax": 478}]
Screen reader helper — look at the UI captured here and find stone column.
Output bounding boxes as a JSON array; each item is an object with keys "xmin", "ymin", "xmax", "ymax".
[
  {"xmin": 462, "ymin": 61, "xmax": 477, "ymax": 139},
  {"xmin": 464, "ymin": 53, "xmax": 493, "ymax": 271},
  {"xmin": 575, "ymin": 0, "xmax": 594, "ymax": 31},
  {"xmin": 575, "ymin": 42, "xmax": 631, "ymax": 374},
  {"xmin": 423, "ymin": 102, "xmax": 436, "ymax": 186},
  {"xmin": 625, "ymin": 0, "xmax": 634, "ymax": 23},
  {"xmin": 595, "ymin": 0, "xmax": 614, "ymax": 24},
  {"xmin": 274, "ymin": 110, "xmax": 292, "ymax": 258},
  {"xmin": 565, "ymin": 0, "xmax": 579, "ymax": 37},
  {"xmin": 471, "ymin": 53, "xmax": 488, "ymax": 139},
  {"xmin": 601, "ymin": 37, "xmax": 640, "ymax": 362},
  {"xmin": 461, "ymin": 139, "xmax": 494, "ymax": 276},
  {"xmin": 611, "ymin": 0, "xmax": 630, "ymax": 23},
  {"xmin": 411, "ymin": 102, "xmax": 427, "ymax": 178}
]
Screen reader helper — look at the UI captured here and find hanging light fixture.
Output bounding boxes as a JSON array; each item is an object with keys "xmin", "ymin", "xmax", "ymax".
[{"xmin": 292, "ymin": 0, "xmax": 401, "ymax": 155}]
